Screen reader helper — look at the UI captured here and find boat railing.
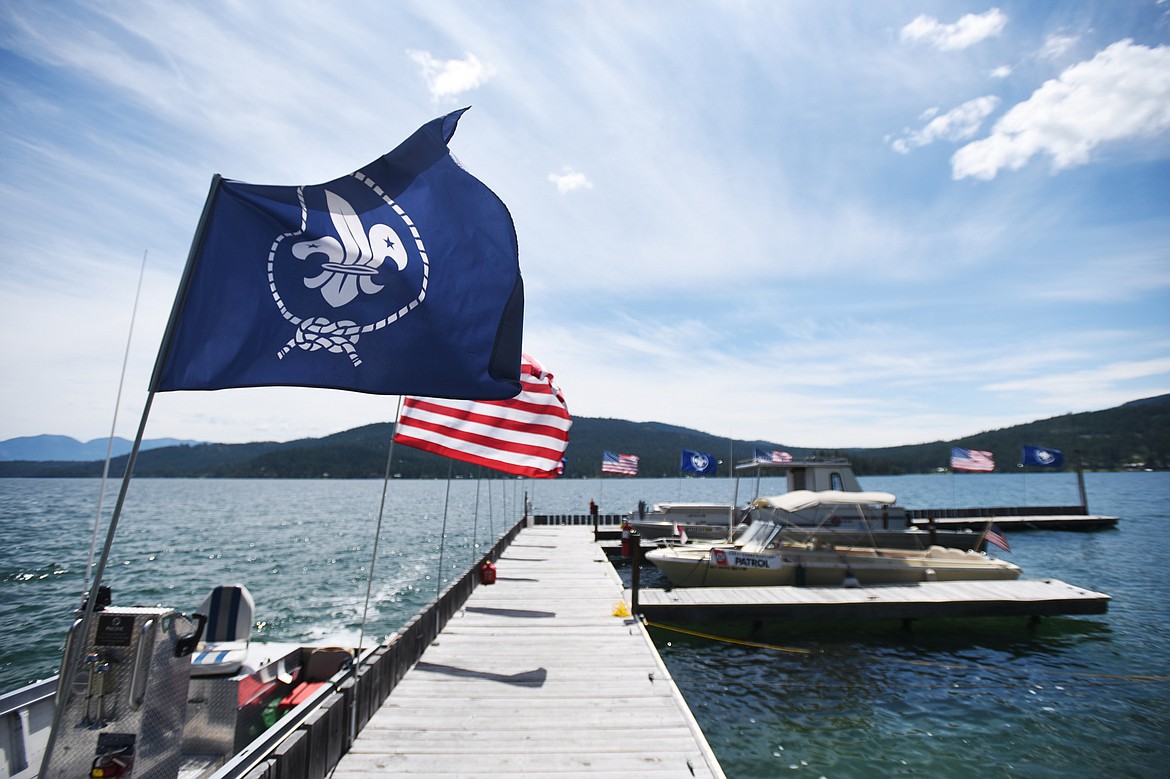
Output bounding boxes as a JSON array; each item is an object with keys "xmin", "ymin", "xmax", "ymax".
[
  {"xmin": 208, "ymin": 515, "xmax": 528, "ymax": 779},
  {"xmin": 1, "ymin": 677, "xmax": 56, "ymax": 778}
]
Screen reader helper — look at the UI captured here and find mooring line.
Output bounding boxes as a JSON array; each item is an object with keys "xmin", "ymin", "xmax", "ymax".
[
  {"xmin": 645, "ymin": 620, "xmax": 815, "ymax": 654},
  {"xmin": 644, "ymin": 620, "xmax": 1170, "ymax": 683}
]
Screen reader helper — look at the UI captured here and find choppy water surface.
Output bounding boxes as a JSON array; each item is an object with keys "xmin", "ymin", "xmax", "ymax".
[{"xmin": 2, "ymin": 472, "xmax": 1167, "ymax": 777}]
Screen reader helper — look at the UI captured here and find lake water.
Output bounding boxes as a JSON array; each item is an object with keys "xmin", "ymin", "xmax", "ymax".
[{"xmin": 2, "ymin": 472, "xmax": 1168, "ymax": 777}]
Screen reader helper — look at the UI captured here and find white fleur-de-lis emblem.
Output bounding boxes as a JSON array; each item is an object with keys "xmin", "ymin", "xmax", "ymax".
[
  {"xmin": 270, "ymin": 176, "xmax": 429, "ymax": 369},
  {"xmin": 292, "ymin": 190, "xmax": 408, "ymax": 308}
]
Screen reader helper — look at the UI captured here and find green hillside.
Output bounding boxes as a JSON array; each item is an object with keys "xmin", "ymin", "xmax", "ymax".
[{"xmin": 1, "ymin": 394, "xmax": 1165, "ymax": 478}]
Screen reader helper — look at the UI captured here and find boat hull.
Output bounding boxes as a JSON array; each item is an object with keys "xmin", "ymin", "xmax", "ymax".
[
  {"xmin": 633, "ymin": 520, "xmax": 983, "ymax": 550},
  {"xmin": 645, "ymin": 544, "xmax": 1020, "ymax": 588}
]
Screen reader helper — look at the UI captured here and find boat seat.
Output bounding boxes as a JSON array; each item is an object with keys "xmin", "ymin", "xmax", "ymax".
[
  {"xmin": 190, "ymin": 584, "xmax": 255, "ymax": 677},
  {"xmin": 278, "ymin": 646, "xmax": 352, "ymax": 710}
]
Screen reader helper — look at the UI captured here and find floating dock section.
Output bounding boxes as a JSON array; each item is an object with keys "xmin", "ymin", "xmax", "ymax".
[
  {"xmin": 331, "ymin": 526, "xmax": 725, "ymax": 778},
  {"xmin": 908, "ymin": 505, "xmax": 1118, "ymax": 532},
  {"xmin": 634, "ymin": 579, "xmax": 1110, "ymax": 623}
]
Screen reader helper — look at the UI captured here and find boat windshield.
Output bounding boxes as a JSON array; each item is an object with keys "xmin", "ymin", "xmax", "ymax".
[{"xmin": 738, "ymin": 517, "xmax": 782, "ymax": 547}]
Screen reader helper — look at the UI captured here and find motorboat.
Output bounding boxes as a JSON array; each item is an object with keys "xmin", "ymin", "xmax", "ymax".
[
  {"xmin": 628, "ymin": 455, "xmax": 982, "ymax": 550},
  {"xmin": 747, "ymin": 490, "xmax": 981, "ymax": 550},
  {"xmin": 626, "ymin": 456, "xmax": 862, "ymax": 542},
  {"xmin": 0, "ymin": 583, "xmax": 354, "ymax": 779},
  {"xmin": 625, "ymin": 501, "xmax": 753, "ymax": 541},
  {"xmin": 644, "ymin": 490, "xmax": 1021, "ymax": 588}
]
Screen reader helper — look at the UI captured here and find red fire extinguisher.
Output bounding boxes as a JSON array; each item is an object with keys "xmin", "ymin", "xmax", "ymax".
[
  {"xmin": 480, "ymin": 560, "xmax": 497, "ymax": 585},
  {"xmin": 621, "ymin": 520, "xmax": 632, "ymax": 558}
]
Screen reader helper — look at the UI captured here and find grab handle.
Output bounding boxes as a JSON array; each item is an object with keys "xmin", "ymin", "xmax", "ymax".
[
  {"xmin": 175, "ymin": 613, "xmax": 206, "ymax": 658},
  {"xmin": 129, "ymin": 619, "xmax": 155, "ymax": 711}
]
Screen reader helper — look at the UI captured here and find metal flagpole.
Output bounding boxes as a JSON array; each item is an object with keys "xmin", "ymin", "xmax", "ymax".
[
  {"xmin": 436, "ymin": 460, "xmax": 454, "ymax": 598},
  {"xmin": 471, "ymin": 469, "xmax": 482, "ymax": 563},
  {"xmin": 728, "ymin": 438, "xmax": 737, "ymax": 540},
  {"xmin": 84, "ymin": 249, "xmax": 149, "ymax": 596},
  {"xmin": 1075, "ymin": 450, "xmax": 1089, "ymax": 509},
  {"xmin": 357, "ymin": 395, "xmax": 405, "ymax": 656},
  {"xmin": 41, "ymin": 176, "xmax": 223, "ymax": 776}
]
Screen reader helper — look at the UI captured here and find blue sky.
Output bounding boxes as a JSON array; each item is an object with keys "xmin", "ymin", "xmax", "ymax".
[{"xmin": 2, "ymin": 1, "xmax": 1168, "ymax": 449}]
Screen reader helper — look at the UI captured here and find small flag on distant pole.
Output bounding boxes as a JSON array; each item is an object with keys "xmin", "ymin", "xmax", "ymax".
[
  {"xmin": 1022, "ymin": 446, "xmax": 1064, "ymax": 468},
  {"xmin": 951, "ymin": 447, "xmax": 995, "ymax": 472},
  {"xmin": 983, "ymin": 523, "xmax": 1011, "ymax": 553},
  {"xmin": 754, "ymin": 449, "xmax": 793, "ymax": 464},
  {"xmin": 602, "ymin": 451, "xmax": 639, "ymax": 476},
  {"xmin": 680, "ymin": 449, "xmax": 717, "ymax": 475},
  {"xmin": 393, "ymin": 354, "xmax": 570, "ymax": 478},
  {"xmin": 674, "ymin": 523, "xmax": 689, "ymax": 544}
]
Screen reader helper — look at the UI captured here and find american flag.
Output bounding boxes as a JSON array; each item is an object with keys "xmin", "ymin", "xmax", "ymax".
[
  {"xmin": 754, "ymin": 448, "xmax": 793, "ymax": 464},
  {"xmin": 984, "ymin": 523, "xmax": 1011, "ymax": 553},
  {"xmin": 393, "ymin": 354, "xmax": 571, "ymax": 478},
  {"xmin": 951, "ymin": 447, "xmax": 995, "ymax": 472},
  {"xmin": 601, "ymin": 451, "xmax": 639, "ymax": 476}
]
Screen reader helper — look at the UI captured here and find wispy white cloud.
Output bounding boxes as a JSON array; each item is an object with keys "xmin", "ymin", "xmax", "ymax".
[
  {"xmin": 407, "ymin": 50, "xmax": 495, "ymax": 100},
  {"xmin": 991, "ymin": 65, "xmax": 1012, "ymax": 78},
  {"xmin": 891, "ymin": 96, "xmax": 1001, "ymax": 153},
  {"xmin": 982, "ymin": 357, "xmax": 1170, "ymax": 410},
  {"xmin": 900, "ymin": 8, "xmax": 1008, "ymax": 51},
  {"xmin": 953, "ymin": 40, "xmax": 1170, "ymax": 179},
  {"xmin": 1023, "ymin": 247, "xmax": 1170, "ymax": 302},
  {"xmin": 0, "ymin": 1, "xmax": 1166, "ymax": 449},
  {"xmin": 1039, "ymin": 33, "xmax": 1079, "ymax": 60},
  {"xmin": 548, "ymin": 167, "xmax": 593, "ymax": 194}
]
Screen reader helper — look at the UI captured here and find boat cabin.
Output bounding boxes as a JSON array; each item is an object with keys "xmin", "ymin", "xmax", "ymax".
[{"xmin": 735, "ymin": 457, "xmax": 863, "ymax": 495}]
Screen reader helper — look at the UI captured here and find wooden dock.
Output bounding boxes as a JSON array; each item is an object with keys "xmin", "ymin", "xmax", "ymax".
[
  {"xmin": 634, "ymin": 579, "xmax": 1110, "ymax": 623},
  {"xmin": 331, "ymin": 526, "xmax": 725, "ymax": 778},
  {"xmin": 911, "ymin": 514, "xmax": 1119, "ymax": 531},
  {"xmin": 907, "ymin": 505, "xmax": 1118, "ymax": 531}
]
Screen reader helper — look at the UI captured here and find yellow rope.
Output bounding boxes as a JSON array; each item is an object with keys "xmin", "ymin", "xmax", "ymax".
[
  {"xmin": 644, "ymin": 620, "xmax": 1170, "ymax": 681},
  {"xmin": 644, "ymin": 620, "xmax": 815, "ymax": 654}
]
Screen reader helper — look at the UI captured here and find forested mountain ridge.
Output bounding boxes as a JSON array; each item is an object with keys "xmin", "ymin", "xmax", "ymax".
[{"xmin": 1, "ymin": 394, "xmax": 1165, "ymax": 478}]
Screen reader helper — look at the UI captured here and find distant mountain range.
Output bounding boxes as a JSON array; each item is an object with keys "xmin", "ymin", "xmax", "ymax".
[
  {"xmin": 0, "ymin": 434, "xmax": 202, "ymax": 462},
  {"xmin": 1, "ymin": 394, "xmax": 1166, "ymax": 478}
]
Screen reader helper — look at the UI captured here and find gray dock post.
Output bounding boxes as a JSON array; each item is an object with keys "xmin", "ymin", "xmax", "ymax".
[{"xmin": 630, "ymin": 532, "xmax": 642, "ymax": 615}]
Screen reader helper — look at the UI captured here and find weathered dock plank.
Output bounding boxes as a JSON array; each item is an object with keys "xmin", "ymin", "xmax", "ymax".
[
  {"xmin": 331, "ymin": 527, "xmax": 724, "ymax": 779},
  {"xmin": 635, "ymin": 578, "xmax": 1110, "ymax": 622}
]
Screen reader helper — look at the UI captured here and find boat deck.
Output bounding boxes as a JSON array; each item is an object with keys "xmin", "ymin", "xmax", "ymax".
[
  {"xmin": 635, "ymin": 578, "xmax": 1110, "ymax": 623},
  {"xmin": 331, "ymin": 526, "xmax": 724, "ymax": 779}
]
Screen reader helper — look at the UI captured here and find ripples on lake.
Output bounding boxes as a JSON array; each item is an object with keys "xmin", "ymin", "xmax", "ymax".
[{"xmin": 2, "ymin": 472, "xmax": 1168, "ymax": 778}]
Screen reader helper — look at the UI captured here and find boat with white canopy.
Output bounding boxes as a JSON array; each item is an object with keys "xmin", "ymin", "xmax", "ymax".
[{"xmin": 644, "ymin": 490, "xmax": 1020, "ymax": 587}]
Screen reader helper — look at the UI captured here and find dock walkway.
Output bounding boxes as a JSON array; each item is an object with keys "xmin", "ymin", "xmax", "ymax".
[{"xmin": 331, "ymin": 526, "xmax": 724, "ymax": 779}]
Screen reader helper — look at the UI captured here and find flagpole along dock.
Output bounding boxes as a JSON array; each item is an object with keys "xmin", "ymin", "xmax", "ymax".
[{"xmin": 330, "ymin": 526, "xmax": 725, "ymax": 778}]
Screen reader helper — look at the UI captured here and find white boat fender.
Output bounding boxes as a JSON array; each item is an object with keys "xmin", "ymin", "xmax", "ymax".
[
  {"xmin": 924, "ymin": 568, "xmax": 937, "ymax": 582},
  {"xmin": 843, "ymin": 569, "xmax": 860, "ymax": 588}
]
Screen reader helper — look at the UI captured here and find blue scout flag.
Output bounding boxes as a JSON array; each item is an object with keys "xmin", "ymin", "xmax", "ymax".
[
  {"xmin": 1022, "ymin": 446, "xmax": 1064, "ymax": 467},
  {"xmin": 152, "ymin": 108, "xmax": 523, "ymax": 399},
  {"xmin": 681, "ymin": 449, "xmax": 717, "ymax": 475}
]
